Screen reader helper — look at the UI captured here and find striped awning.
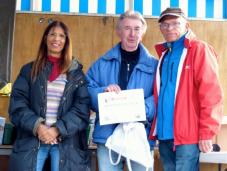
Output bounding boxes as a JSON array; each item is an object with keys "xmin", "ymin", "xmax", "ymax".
[{"xmin": 16, "ymin": 0, "xmax": 227, "ymax": 20}]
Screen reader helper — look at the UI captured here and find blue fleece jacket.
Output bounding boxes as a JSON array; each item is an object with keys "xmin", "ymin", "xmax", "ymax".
[
  {"xmin": 86, "ymin": 43, "xmax": 158, "ymax": 148},
  {"xmin": 157, "ymin": 35, "xmax": 185, "ymax": 140}
]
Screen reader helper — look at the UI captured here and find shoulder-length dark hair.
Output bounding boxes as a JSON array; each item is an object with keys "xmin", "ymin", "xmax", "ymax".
[{"xmin": 31, "ymin": 20, "xmax": 72, "ymax": 80}]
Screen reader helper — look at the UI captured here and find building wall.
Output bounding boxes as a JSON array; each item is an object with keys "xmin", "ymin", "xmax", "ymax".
[{"xmin": 11, "ymin": 13, "xmax": 227, "ymax": 115}]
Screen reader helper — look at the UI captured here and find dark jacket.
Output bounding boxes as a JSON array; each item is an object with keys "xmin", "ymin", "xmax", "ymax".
[{"xmin": 8, "ymin": 59, "xmax": 91, "ymax": 171}]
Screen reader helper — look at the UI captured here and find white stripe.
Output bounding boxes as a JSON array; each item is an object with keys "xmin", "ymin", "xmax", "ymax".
[
  {"xmin": 88, "ymin": 0, "xmax": 98, "ymax": 13},
  {"xmin": 70, "ymin": 0, "xmax": 79, "ymax": 13},
  {"xmin": 106, "ymin": 0, "xmax": 116, "ymax": 14},
  {"xmin": 51, "ymin": 0, "xmax": 61, "ymax": 12},
  {"xmin": 197, "ymin": 0, "xmax": 206, "ymax": 18},
  {"xmin": 174, "ymin": 48, "xmax": 187, "ymax": 103},
  {"xmin": 161, "ymin": 0, "xmax": 170, "ymax": 12},
  {"xmin": 16, "ymin": 0, "xmax": 21, "ymax": 10},
  {"xmin": 125, "ymin": 0, "xmax": 130, "ymax": 11},
  {"xmin": 129, "ymin": 0, "xmax": 134, "ymax": 10},
  {"xmin": 179, "ymin": 0, "xmax": 188, "ymax": 17},
  {"xmin": 214, "ymin": 0, "xmax": 223, "ymax": 19},
  {"xmin": 143, "ymin": 0, "xmax": 152, "ymax": 15},
  {"xmin": 156, "ymin": 50, "xmax": 167, "ymax": 96},
  {"xmin": 153, "ymin": 123, "xmax": 157, "ymax": 136},
  {"xmin": 31, "ymin": 0, "xmax": 42, "ymax": 11}
]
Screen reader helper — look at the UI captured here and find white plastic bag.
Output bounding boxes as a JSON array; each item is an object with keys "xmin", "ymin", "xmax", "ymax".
[{"xmin": 105, "ymin": 122, "xmax": 153, "ymax": 171}]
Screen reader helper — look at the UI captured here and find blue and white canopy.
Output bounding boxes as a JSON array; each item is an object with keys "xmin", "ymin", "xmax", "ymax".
[{"xmin": 16, "ymin": 0, "xmax": 227, "ymax": 20}]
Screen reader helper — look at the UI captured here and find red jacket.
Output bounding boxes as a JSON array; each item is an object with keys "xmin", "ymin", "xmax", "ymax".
[{"xmin": 149, "ymin": 30, "xmax": 223, "ymax": 145}]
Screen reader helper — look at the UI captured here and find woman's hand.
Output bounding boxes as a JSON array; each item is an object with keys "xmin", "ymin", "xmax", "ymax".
[{"xmin": 37, "ymin": 124, "xmax": 59, "ymax": 144}]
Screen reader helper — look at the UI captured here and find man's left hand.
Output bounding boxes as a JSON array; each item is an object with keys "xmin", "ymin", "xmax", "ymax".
[{"xmin": 199, "ymin": 139, "xmax": 213, "ymax": 153}]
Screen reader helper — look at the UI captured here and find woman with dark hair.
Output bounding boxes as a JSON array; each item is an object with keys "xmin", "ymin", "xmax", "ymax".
[{"xmin": 9, "ymin": 21, "xmax": 90, "ymax": 171}]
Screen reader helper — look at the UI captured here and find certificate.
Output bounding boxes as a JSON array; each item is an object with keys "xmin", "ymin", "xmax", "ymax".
[{"xmin": 98, "ymin": 89, "xmax": 146, "ymax": 125}]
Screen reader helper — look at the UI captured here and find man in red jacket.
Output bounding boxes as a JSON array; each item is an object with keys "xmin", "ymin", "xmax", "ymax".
[{"xmin": 149, "ymin": 7, "xmax": 223, "ymax": 171}]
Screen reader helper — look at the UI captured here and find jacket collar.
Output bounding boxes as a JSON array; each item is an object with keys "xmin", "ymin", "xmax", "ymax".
[
  {"xmin": 68, "ymin": 58, "xmax": 81, "ymax": 72},
  {"xmin": 155, "ymin": 29, "xmax": 196, "ymax": 58},
  {"xmin": 103, "ymin": 42, "xmax": 154, "ymax": 67}
]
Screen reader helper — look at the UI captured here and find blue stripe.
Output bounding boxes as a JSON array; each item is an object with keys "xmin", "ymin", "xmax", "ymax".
[
  {"xmin": 21, "ymin": 0, "xmax": 30, "ymax": 11},
  {"xmin": 18, "ymin": 0, "xmax": 226, "ymax": 19},
  {"xmin": 79, "ymin": 0, "xmax": 88, "ymax": 13},
  {"xmin": 134, "ymin": 0, "xmax": 143, "ymax": 14},
  {"xmin": 116, "ymin": 0, "xmax": 124, "ymax": 14},
  {"xmin": 42, "ymin": 0, "xmax": 51, "ymax": 12},
  {"xmin": 170, "ymin": 0, "xmax": 179, "ymax": 7},
  {"xmin": 152, "ymin": 0, "xmax": 161, "ymax": 16},
  {"xmin": 206, "ymin": 0, "xmax": 214, "ymax": 18},
  {"xmin": 61, "ymin": 0, "xmax": 70, "ymax": 12},
  {"xmin": 98, "ymin": 0, "xmax": 106, "ymax": 14},
  {"xmin": 188, "ymin": 0, "xmax": 196, "ymax": 17},
  {"xmin": 223, "ymin": 0, "xmax": 227, "ymax": 18}
]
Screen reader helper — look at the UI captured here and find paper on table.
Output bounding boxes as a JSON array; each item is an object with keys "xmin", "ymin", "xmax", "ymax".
[{"xmin": 98, "ymin": 89, "xmax": 146, "ymax": 125}]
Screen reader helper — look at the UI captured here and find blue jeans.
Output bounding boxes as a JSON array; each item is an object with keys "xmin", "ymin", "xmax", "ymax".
[
  {"xmin": 36, "ymin": 144, "xmax": 60, "ymax": 171},
  {"xmin": 159, "ymin": 140, "xmax": 199, "ymax": 171},
  {"xmin": 97, "ymin": 143, "xmax": 153, "ymax": 171}
]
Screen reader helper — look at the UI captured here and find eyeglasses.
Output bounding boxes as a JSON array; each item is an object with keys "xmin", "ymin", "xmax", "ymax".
[{"xmin": 159, "ymin": 22, "xmax": 181, "ymax": 30}]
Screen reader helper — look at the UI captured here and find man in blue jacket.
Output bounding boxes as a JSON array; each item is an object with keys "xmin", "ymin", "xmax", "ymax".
[{"xmin": 86, "ymin": 10, "xmax": 158, "ymax": 171}]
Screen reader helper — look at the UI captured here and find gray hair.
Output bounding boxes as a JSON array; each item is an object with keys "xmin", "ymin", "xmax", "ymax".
[{"xmin": 116, "ymin": 10, "xmax": 147, "ymax": 34}]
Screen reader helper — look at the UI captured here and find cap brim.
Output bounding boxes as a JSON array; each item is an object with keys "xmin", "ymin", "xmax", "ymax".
[{"xmin": 158, "ymin": 13, "xmax": 183, "ymax": 22}]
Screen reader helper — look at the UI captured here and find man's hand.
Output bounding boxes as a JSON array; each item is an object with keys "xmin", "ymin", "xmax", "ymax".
[
  {"xmin": 105, "ymin": 84, "xmax": 121, "ymax": 93},
  {"xmin": 199, "ymin": 139, "xmax": 213, "ymax": 153}
]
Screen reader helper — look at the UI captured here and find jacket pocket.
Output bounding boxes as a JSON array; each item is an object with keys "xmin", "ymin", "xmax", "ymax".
[
  {"xmin": 9, "ymin": 149, "xmax": 36, "ymax": 171},
  {"xmin": 13, "ymin": 137, "xmax": 37, "ymax": 152},
  {"xmin": 10, "ymin": 138, "xmax": 37, "ymax": 171},
  {"xmin": 63, "ymin": 145, "xmax": 91, "ymax": 171},
  {"xmin": 71, "ymin": 146, "xmax": 90, "ymax": 164}
]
